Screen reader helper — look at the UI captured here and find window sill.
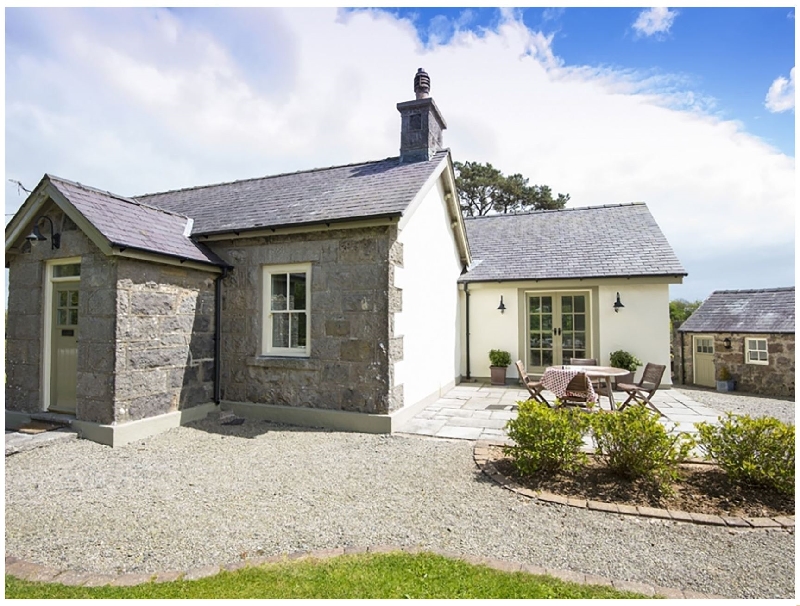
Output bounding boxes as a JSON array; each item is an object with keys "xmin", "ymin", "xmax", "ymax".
[{"xmin": 247, "ymin": 356, "xmax": 314, "ymax": 370}]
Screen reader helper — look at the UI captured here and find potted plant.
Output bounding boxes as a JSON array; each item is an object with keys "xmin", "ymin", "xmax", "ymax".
[
  {"xmin": 609, "ymin": 349, "xmax": 642, "ymax": 388},
  {"xmin": 716, "ymin": 366, "xmax": 735, "ymax": 392},
  {"xmin": 489, "ymin": 349, "xmax": 512, "ymax": 386}
]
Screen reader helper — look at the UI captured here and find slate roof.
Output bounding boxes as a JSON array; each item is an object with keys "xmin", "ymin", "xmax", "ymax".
[
  {"xmin": 135, "ymin": 151, "xmax": 450, "ymax": 236},
  {"xmin": 678, "ymin": 287, "xmax": 795, "ymax": 334},
  {"xmin": 46, "ymin": 176, "xmax": 226, "ymax": 267},
  {"xmin": 459, "ymin": 203, "xmax": 686, "ymax": 282}
]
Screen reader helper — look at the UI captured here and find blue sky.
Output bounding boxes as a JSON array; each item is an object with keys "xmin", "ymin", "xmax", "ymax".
[
  {"xmin": 377, "ymin": 7, "xmax": 796, "ymax": 157},
  {"xmin": 3, "ymin": 7, "xmax": 796, "ymax": 304}
]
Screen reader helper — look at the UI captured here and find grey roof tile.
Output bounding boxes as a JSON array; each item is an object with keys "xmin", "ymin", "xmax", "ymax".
[
  {"xmin": 678, "ymin": 287, "xmax": 795, "ymax": 334},
  {"xmin": 47, "ymin": 176, "xmax": 226, "ymax": 267},
  {"xmin": 459, "ymin": 203, "xmax": 686, "ymax": 282},
  {"xmin": 135, "ymin": 151, "xmax": 450, "ymax": 235}
]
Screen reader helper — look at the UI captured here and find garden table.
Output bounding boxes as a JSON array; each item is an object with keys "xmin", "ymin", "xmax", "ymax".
[{"xmin": 543, "ymin": 365, "xmax": 630, "ymax": 410}]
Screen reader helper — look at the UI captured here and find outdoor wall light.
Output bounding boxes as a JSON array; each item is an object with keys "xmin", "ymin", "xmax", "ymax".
[
  {"xmin": 613, "ymin": 292, "xmax": 624, "ymax": 313},
  {"xmin": 26, "ymin": 216, "xmax": 61, "ymax": 250},
  {"xmin": 723, "ymin": 337, "xmax": 732, "ymax": 349},
  {"xmin": 497, "ymin": 295, "xmax": 506, "ymax": 314}
]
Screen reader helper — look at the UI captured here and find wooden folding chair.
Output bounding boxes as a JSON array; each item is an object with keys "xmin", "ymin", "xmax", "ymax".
[
  {"xmin": 556, "ymin": 372, "xmax": 596, "ymax": 410},
  {"xmin": 515, "ymin": 360, "xmax": 549, "ymax": 406},
  {"xmin": 617, "ymin": 363, "xmax": 666, "ymax": 416},
  {"xmin": 569, "ymin": 357, "xmax": 608, "ymax": 392}
]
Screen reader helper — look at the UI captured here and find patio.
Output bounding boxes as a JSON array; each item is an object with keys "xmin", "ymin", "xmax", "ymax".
[{"xmin": 395, "ymin": 382, "xmax": 723, "ymax": 443}]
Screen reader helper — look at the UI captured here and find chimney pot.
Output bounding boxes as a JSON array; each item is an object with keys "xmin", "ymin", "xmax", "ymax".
[{"xmin": 414, "ymin": 68, "xmax": 430, "ymax": 99}]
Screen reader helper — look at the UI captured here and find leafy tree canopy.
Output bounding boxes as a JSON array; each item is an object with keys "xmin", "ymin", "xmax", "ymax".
[
  {"xmin": 453, "ymin": 160, "xmax": 570, "ymax": 217},
  {"xmin": 670, "ymin": 298, "xmax": 702, "ymax": 331}
]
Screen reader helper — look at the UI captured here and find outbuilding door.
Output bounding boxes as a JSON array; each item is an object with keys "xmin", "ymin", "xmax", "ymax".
[
  {"xmin": 47, "ymin": 262, "xmax": 81, "ymax": 414},
  {"xmin": 692, "ymin": 335, "xmax": 715, "ymax": 387}
]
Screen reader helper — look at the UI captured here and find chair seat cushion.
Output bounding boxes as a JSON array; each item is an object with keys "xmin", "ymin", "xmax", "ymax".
[{"xmin": 616, "ymin": 383, "xmax": 638, "ymax": 391}]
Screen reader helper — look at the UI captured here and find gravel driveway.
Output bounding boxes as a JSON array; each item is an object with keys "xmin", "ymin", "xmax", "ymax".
[
  {"xmin": 673, "ymin": 386, "xmax": 795, "ymax": 425},
  {"xmin": 5, "ymin": 415, "xmax": 794, "ymax": 599}
]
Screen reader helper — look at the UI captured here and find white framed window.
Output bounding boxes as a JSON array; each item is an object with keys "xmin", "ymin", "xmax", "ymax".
[
  {"xmin": 262, "ymin": 263, "xmax": 311, "ymax": 357},
  {"xmin": 745, "ymin": 338, "xmax": 768, "ymax": 365}
]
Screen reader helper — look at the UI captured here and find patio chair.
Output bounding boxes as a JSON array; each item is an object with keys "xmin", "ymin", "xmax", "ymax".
[
  {"xmin": 514, "ymin": 360, "xmax": 549, "ymax": 406},
  {"xmin": 556, "ymin": 372, "xmax": 596, "ymax": 410},
  {"xmin": 617, "ymin": 363, "xmax": 666, "ymax": 416},
  {"xmin": 570, "ymin": 358, "xmax": 606, "ymax": 391}
]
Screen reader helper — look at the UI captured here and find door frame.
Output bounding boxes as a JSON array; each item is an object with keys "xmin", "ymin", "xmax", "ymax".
[
  {"xmin": 42, "ymin": 257, "xmax": 81, "ymax": 412},
  {"xmin": 522, "ymin": 289, "xmax": 593, "ymax": 372}
]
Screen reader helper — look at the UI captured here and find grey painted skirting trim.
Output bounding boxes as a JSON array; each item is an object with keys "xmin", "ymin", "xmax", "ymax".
[
  {"xmin": 5, "ymin": 403, "xmax": 218, "ymax": 448},
  {"xmin": 3, "ymin": 548, "xmax": 723, "ymax": 598},
  {"xmin": 223, "ymin": 401, "xmax": 392, "ymax": 434},
  {"xmin": 473, "ymin": 440, "xmax": 795, "ymax": 530}
]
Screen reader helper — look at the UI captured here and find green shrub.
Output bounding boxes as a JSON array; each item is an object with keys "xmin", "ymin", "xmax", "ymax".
[
  {"xmin": 696, "ymin": 413, "xmax": 795, "ymax": 495},
  {"xmin": 608, "ymin": 350, "xmax": 642, "ymax": 372},
  {"xmin": 589, "ymin": 406, "xmax": 695, "ymax": 490},
  {"xmin": 489, "ymin": 349, "xmax": 511, "ymax": 367},
  {"xmin": 503, "ymin": 401, "xmax": 590, "ymax": 475}
]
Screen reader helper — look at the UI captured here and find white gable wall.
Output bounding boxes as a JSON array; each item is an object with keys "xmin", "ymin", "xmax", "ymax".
[
  {"xmin": 461, "ymin": 278, "xmax": 675, "ymax": 385},
  {"xmin": 393, "ymin": 176, "xmax": 463, "ymax": 408}
]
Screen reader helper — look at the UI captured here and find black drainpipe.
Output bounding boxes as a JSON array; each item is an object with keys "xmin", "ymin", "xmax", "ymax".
[
  {"xmin": 465, "ymin": 282, "xmax": 471, "ymax": 380},
  {"xmin": 214, "ymin": 266, "xmax": 229, "ymax": 404}
]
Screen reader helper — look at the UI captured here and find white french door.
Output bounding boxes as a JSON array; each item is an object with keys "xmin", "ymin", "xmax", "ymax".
[{"xmin": 527, "ymin": 292, "xmax": 590, "ymax": 371}]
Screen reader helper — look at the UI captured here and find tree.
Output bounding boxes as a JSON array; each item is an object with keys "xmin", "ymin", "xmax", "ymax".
[
  {"xmin": 453, "ymin": 161, "xmax": 570, "ymax": 217},
  {"xmin": 669, "ymin": 298, "xmax": 702, "ymax": 332}
]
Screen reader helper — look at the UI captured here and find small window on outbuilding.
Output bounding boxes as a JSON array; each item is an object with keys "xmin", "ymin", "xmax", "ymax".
[{"xmin": 745, "ymin": 338, "xmax": 768, "ymax": 365}]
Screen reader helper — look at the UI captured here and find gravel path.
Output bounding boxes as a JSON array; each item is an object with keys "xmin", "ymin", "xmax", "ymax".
[
  {"xmin": 5, "ymin": 416, "xmax": 794, "ymax": 599},
  {"xmin": 674, "ymin": 386, "xmax": 795, "ymax": 425}
]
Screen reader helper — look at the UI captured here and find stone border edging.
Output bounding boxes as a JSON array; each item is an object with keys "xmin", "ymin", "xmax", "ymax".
[
  {"xmin": 4, "ymin": 546, "xmax": 722, "ymax": 599},
  {"xmin": 473, "ymin": 440, "xmax": 795, "ymax": 530}
]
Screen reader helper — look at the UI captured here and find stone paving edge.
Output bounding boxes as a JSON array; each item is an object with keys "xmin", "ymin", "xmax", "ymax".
[
  {"xmin": 473, "ymin": 439, "xmax": 795, "ymax": 531},
  {"xmin": 3, "ymin": 548, "xmax": 723, "ymax": 599}
]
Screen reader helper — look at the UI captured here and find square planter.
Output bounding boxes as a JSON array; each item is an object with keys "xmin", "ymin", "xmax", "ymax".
[
  {"xmin": 490, "ymin": 366, "xmax": 507, "ymax": 386},
  {"xmin": 716, "ymin": 380, "xmax": 735, "ymax": 392}
]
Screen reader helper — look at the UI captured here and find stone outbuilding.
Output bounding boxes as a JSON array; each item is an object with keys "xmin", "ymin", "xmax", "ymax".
[
  {"xmin": 674, "ymin": 287, "xmax": 795, "ymax": 398},
  {"xmin": 5, "ymin": 68, "xmax": 686, "ymax": 446}
]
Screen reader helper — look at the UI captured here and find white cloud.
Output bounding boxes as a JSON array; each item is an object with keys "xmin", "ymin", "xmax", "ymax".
[
  {"xmin": 765, "ymin": 67, "xmax": 795, "ymax": 113},
  {"xmin": 4, "ymin": 8, "xmax": 795, "ymax": 301},
  {"xmin": 632, "ymin": 7, "xmax": 679, "ymax": 38}
]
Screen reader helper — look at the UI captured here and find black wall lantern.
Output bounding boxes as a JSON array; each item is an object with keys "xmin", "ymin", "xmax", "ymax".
[
  {"xmin": 723, "ymin": 337, "xmax": 732, "ymax": 349},
  {"xmin": 497, "ymin": 295, "xmax": 506, "ymax": 314},
  {"xmin": 26, "ymin": 216, "xmax": 61, "ymax": 250},
  {"xmin": 613, "ymin": 292, "xmax": 624, "ymax": 313}
]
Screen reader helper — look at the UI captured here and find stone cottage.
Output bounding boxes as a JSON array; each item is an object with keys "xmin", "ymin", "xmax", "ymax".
[
  {"xmin": 674, "ymin": 287, "xmax": 795, "ymax": 397},
  {"xmin": 5, "ymin": 69, "xmax": 685, "ymax": 446}
]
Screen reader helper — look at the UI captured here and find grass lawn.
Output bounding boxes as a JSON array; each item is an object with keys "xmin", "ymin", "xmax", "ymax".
[{"xmin": 5, "ymin": 552, "xmax": 652, "ymax": 599}]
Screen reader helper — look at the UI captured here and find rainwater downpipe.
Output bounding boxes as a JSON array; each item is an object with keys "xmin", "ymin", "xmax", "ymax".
[
  {"xmin": 214, "ymin": 266, "xmax": 229, "ymax": 404},
  {"xmin": 465, "ymin": 282, "xmax": 471, "ymax": 380}
]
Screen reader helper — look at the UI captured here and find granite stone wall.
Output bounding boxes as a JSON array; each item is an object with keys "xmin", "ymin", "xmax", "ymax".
[
  {"xmin": 213, "ymin": 225, "xmax": 399, "ymax": 414},
  {"xmin": 674, "ymin": 331, "xmax": 795, "ymax": 398},
  {"xmin": 114, "ymin": 259, "xmax": 217, "ymax": 423},
  {"xmin": 5, "ymin": 206, "xmax": 117, "ymax": 421},
  {"xmin": 5, "ymin": 203, "xmax": 219, "ymax": 425}
]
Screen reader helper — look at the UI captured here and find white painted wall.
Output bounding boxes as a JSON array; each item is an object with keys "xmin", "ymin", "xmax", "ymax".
[
  {"xmin": 461, "ymin": 278, "xmax": 677, "ymax": 385},
  {"xmin": 393, "ymin": 177, "xmax": 463, "ymax": 407}
]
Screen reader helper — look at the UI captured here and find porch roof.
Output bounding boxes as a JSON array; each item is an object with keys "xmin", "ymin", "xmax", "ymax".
[
  {"xmin": 459, "ymin": 203, "xmax": 686, "ymax": 283},
  {"xmin": 678, "ymin": 287, "xmax": 795, "ymax": 334},
  {"xmin": 45, "ymin": 176, "xmax": 227, "ymax": 267}
]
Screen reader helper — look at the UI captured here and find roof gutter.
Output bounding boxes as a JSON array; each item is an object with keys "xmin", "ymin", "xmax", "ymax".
[
  {"xmin": 193, "ymin": 213, "xmax": 403, "ymax": 241},
  {"xmin": 458, "ymin": 273, "xmax": 688, "ymax": 284}
]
